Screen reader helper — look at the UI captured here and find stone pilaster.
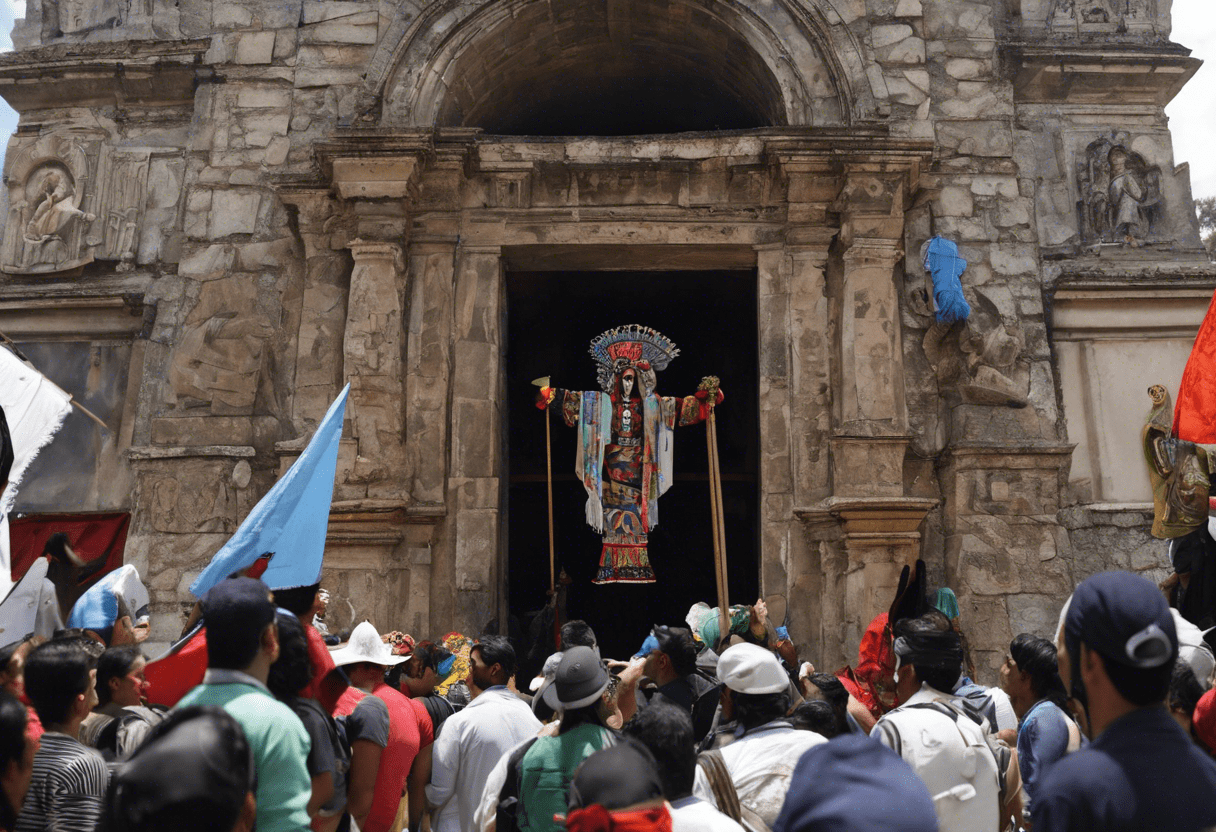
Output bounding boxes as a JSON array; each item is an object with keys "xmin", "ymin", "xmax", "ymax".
[{"xmin": 343, "ymin": 239, "xmax": 407, "ymax": 497}]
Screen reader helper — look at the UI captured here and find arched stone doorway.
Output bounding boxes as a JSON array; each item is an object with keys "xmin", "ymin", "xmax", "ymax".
[{"xmin": 286, "ymin": 0, "xmax": 935, "ymax": 670}]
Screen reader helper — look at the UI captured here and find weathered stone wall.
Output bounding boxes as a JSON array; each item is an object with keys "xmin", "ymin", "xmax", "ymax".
[{"xmin": 0, "ymin": 0, "xmax": 1208, "ymax": 674}]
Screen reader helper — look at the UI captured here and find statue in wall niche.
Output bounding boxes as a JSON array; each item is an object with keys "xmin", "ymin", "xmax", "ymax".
[
  {"xmin": 2, "ymin": 135, "xmax": 153, "ymax": 275},
  {"xmin": 910, "ymin": 237, "xmax": 1029, "ymax": 408},
  {"xmin": 1078, "ymin": 135, "xmax": 1163, "ymax": 247}
]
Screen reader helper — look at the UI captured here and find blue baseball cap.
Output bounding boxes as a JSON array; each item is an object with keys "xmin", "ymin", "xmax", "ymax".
[
  {"xmin": 774, "ymin": 734, "xmax": 937, "ymax": 832},
  {"xmin": 635, "ymin": 634, "xmax": 660, "ymax": 658},
  {"xmin": 1065, "ymin": 571, "xmax": 1177, "ymax": 670}
]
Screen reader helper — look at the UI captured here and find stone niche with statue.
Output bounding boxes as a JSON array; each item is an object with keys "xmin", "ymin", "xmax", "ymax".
[{"xmin": 1, "ymin": 133, "xmax": 152, "ymax": 275}]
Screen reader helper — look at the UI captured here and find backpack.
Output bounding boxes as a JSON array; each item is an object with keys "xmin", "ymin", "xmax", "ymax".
[
  {"xmin": 495, "ymin": 737, "xmax": 539, "ymax": 832},
  {"xmin": 906, "ymin": 698, "xmax": 1012, "ymax": 807},
  {"xmin": 695, "ymin": 749, "xmax": 772, "ymax": 832},
  {"xmin": 95, "ymin": 712, "xmax": 148, "ymax": 762}
]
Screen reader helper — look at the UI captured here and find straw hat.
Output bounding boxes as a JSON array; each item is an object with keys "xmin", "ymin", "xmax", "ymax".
[{"xmin": 329, "ymin": 621, "xmax": 408, "ymax": 667}]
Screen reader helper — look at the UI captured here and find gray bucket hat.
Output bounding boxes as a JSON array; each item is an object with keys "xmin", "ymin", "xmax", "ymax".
[{"xmin": 542, "ymin": 645, "xmax": 609, "ymax": 711}]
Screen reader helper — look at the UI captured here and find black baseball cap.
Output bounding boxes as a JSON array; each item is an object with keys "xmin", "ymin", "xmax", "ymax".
[
  {"xmin": 202, "ymin": 577, "xmax": 276, "ymax": 641},
  {"xmin": 1065, "ymin": 571, "xmax": 1177, "ymax": 670},
  {"xmin": 108, "ymin": 706, "xmax": 255, "ymax": 832},
  {"xmin": 568, "ymin": 741, "xmax": 663, "ymax": 811}
]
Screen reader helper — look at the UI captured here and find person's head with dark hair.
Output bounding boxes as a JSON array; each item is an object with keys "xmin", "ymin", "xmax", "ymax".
[
  {"xmin": 398, "ymin": 640, "xmax": 456, "ymax": 697},
  {"xmin": 0, "ymin": 688, "xmax": 33, "ymax": 830},
  {"xmin": 717, "ymin": 643, "xmax": 791, "ymax": 731},
  {"xmin": 468, "ymin": 635, "xmax": 515, "ymax": 695},
  {"xmin": 789, "ymin": 700, "xmax": 841, "ymax": 738},
  {"xmin": 892, "ymin": 612, "xmax": 964, "ymax": 703},
  {"xmin": 0, "ymin": 637, "xmax": 39, "ymax": 701},
  {"xmin": 201, "ymin": 578, "xmax": 279, "ymax": 687},
  {"xmin": 95, "ymin": 646, "xmax": 147, "ymax": 709},
  {"xmin": 1168, "ymin": 660, "xmax": 1206, "ymax": 736},
  {"xmin": 561, "ymin": 620, "xmax": 597, "ymax": 650},
  {"xmin": 623, "ymin": 700, "xmax": 696, "ymax": 799},
  {"xmin": 802, "ymin": 673, "xmax": 849, "ymax": 736},
  {"xmin": 51, "ymin": 630, "xmax": 105, "ymax": 665},
  {"xmin": 639, "ymin": 626, "xmax": 698, "ymax": 687},
  {"xmin": 0, "ymin": 405, "xmax": 13, "ymax": 494},
  {"xmin": 1059, "ymin": 572, "xmax": 1178, "ymax": 740},
  {"xmin": 267, "ymin": 611, "xmax": 313, "ymax": 703},
  {"xmin": 42, "ymin": 533, "xmax": 78, "ymax": 566},
  {"xmin": 1001, "ymin": 633, "xmax": 1069, "ymax": 721},
  {"xmin": 107, "ymin": 705, "xmax": 256, "ymax": 832},
  {"xmin": 271, "ymin": 584, "xmax": 322, "ymax": 619},
  {"xmin": 24, "ymin": 640, "xmax": 97, "ymax": 730}
]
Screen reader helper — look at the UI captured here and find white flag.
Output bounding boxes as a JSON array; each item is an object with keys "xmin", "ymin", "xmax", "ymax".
[{"xmin": 0, "ymin": 346, "xmax": 73, "ymax": 596}]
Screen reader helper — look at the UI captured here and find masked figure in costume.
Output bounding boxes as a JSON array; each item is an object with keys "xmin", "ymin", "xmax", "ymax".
[{"xmin": 536, "ymin": 325, "xmax": 723, "ymax": 584}]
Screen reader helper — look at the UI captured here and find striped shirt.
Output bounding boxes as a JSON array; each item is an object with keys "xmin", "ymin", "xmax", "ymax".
[{"xmin": 15, "ymin": 732, "xmax": 109, "ymax": 832}]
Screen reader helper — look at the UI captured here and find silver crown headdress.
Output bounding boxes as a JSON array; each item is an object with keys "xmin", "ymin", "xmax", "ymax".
[{"xmin": 588, "ymin": 325, "xmax": 679, "ymax": 393}]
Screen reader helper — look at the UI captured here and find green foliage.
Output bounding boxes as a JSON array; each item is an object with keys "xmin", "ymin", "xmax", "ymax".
[{"xmin": 1197, "ymin": 196, "xmax": 1216, "ymax": 256}]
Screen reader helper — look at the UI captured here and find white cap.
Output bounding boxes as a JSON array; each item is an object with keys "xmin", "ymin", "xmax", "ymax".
[
  {"xmin": 717, "ymin": 643, "xmax": 788, "ymax": 695},
  {"xmin": 329, "ymin": 621, "xmax": 407, "ymax": 668}
]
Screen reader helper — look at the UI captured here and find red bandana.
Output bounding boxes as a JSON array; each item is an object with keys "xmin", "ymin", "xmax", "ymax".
[{"xmin": 563, "ymin": 805, "xmax": 672, "ymax": 832}]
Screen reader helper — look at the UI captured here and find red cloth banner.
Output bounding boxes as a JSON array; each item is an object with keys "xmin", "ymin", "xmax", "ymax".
[
  {"xmin": 7, "ymin": 512, "xmax": 129, "ymax": 582},
  {"xmin": 1175, "ymin": 290, "xmax": 1216, "ymax": 444}
]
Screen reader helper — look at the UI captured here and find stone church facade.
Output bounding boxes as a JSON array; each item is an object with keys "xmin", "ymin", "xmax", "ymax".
[{"xmin": 0, "ymin": 0, "xmax": 1210, "ymax": 677}]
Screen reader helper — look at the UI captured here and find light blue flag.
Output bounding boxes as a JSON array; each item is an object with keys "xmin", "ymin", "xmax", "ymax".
[{"xmin": 190, "ymin": 385, "xmax": 349, "ymax": 597}]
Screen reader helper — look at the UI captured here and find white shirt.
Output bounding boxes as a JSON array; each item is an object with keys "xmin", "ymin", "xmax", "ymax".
[
  {"xmin": 873, "ymin": 684, "xmax": 1001, "ymax": 832},
  {"xmin": 426, "ymin": 687, "xmax": 542, "ymax": 832},
  {"xmin": 692, "ymin": 723, "xmax": 826, "ymax": 829},
  {"xmin": 670, "ymin": 796, "xmax": 745, "ymax": 832}
]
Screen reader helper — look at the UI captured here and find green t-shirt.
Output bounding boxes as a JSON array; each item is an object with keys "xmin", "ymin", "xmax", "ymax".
[
  {"xmin": 518, "ymin": 722, "xmax": 616, "ymax": 832},
  {"xmin": 176, "ymin": 681, "xmax": 312, "ymax": 832}
]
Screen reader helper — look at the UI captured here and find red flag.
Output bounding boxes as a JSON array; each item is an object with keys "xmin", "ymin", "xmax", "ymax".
[
  {"xmin": 1175, "ymin": 290, "xmax": 1216, "ymax": 443},
  {"xmin": 144, "ymin": 627, "xmax": 207, "ymax": 708}
]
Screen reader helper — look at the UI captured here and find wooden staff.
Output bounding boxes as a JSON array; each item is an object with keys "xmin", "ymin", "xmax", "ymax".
[
  {"xmin": 701, "ymin": 376, "xmax": 730, "ymax": 644},
  {"xmin": 533, "ymin": 376, "xmax": 557, "ymax": 597}
]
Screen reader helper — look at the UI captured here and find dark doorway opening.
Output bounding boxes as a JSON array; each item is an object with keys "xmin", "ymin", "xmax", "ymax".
[{"xmin": 506, "ymin": 270, "xmax": 759, "ymax": 662}]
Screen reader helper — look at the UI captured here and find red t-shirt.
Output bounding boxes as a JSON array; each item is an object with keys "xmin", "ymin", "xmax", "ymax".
[{"xmin": 334, "ymin": 682, "xmax": 431, "ymax": 832}]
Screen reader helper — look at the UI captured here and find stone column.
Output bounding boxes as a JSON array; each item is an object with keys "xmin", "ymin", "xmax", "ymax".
[{"xmin": 344, "ymin": 239, "xmax": 406, "ymax": 497}]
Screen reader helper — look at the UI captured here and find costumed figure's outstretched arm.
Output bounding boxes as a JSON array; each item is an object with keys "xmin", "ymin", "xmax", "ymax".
[
  {"xmin": 536, "ymin": 385, "xmax": 582, "ymax": 427},
  {"xmin": 666, "ymin": 377, "xmax": 725, "ymax": 427}
]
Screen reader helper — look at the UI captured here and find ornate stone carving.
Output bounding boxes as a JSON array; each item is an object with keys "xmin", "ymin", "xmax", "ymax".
[
  {"xmin": 1078, "ymin": 134, "xmax": 1163, "ymax": 247},
  {"xmin": 1047, "ymin": 0, "xmax": 1155, "ymax": 28},
  {"xmin": 1, "ymin": 135, "xmax": 151, "ymax": 275},
  {"xmin": 168, "ymin": 277, "xmax": 275, "ymax": 415},
  {"xmin": 911, "ymin": 240, "xmax": 1030, "ymax": 407}
]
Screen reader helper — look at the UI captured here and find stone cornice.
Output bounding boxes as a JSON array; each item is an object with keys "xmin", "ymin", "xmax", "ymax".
[
  {"xmin": 0, "ymin": 38, "xmax": 212, "ymax": 112},
  {"xmin": 1003, "ymin": 41, "xmax": 1200, "ymax": 106}
]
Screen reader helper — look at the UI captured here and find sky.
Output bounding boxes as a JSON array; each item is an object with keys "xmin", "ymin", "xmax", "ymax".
[{"xmin": 0, "ymin": 0, "xmax": 1211, "ymax": 195}]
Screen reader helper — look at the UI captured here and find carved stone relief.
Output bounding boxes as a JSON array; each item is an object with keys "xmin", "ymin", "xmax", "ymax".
[
  {"xmin": 1077, "ymin": 134, "xmax": 1162, "ymax": 248},
  {"xmin": 168, "ymin": 277, "xmax": 275, "ymax": 416},
  {"xmin": 2, "ymin": 135, "xmax": 152, "ymax": 275},
  {"xmin": 910, "ymin": 240, "xmax": 1030, "ymax": 408},
  {"xmin": 1046, "ymin": 0, "xmax": 1156, "ymax": 29}
]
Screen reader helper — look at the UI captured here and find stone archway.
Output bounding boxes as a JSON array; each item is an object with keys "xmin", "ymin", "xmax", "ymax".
[{"xmin": 353, "ymin": 0, "xmax": 888, "ymax": 129}]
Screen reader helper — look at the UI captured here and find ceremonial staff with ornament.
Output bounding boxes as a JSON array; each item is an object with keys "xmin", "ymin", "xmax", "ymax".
[{"xmin": 535, "ymin": 325, "xmax": 724, "ymax": 585}]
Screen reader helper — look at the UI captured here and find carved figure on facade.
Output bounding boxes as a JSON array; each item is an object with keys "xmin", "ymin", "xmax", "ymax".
[
  {"xmin": 169, "ymin": 278, "xmax": 275, "ymax": 415},
  {"xmin": 910, "ymin": 237, "xmax": 1029, "ymax": 407},
  {"xmin": 2, "ymin": 134, "xmax": 152, "ymax": 275},
  {"xmin": 1078, "ymin": 135, "xmax": 1162, "ymax": 248}
]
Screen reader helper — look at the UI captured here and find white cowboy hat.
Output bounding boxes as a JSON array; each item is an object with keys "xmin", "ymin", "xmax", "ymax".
[{"xmin": 329, "ymin": 621, "xmax": 407, "ymax": 668}]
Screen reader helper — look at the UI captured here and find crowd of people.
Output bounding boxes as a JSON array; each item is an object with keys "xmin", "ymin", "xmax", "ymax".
[{"xmin": 0, "ymin": 566, "xmax": 1212, "ymax": 832}]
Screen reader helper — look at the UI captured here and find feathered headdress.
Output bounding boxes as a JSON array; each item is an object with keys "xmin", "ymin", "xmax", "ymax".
[{"xmin": 588, "ymin": 325, "xmax": 679, "ymax": 393}]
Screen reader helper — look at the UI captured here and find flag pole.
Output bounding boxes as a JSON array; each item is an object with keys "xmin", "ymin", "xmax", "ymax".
[{"xmin": 700, "ymin": 376, "xmax": 729, "ymax": 644}]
